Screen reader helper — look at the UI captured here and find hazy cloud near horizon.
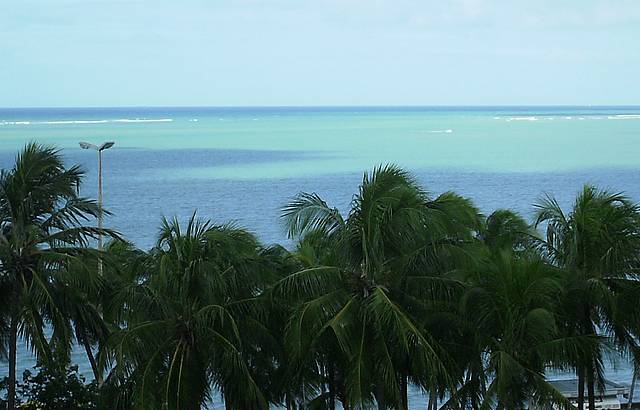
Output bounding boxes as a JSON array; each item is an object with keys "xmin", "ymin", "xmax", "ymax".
[{"xmin": 1, "ymin": 0, "xmax": 639, "ymax": 107}]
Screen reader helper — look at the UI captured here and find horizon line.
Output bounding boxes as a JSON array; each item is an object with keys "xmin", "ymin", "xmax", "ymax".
[{"xmin": 1, "ymin": 104, "xmax": 640, "ymax": 110}]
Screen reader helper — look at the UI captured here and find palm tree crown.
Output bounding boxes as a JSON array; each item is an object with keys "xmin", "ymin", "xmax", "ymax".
[
  {"xmin": 534, "ymin": 185, "xmax": 640, "ymax": 410},
  {"xmin": 279, "ymin": 164, "xmax": 481, "ymax": 409},
  {"xmin": 0, "ymin": 143, "xmax": 112, "ymax": 410},
  {"xmin": 106, "ymin": 214, "xmax": 268, "ymax": 409}
]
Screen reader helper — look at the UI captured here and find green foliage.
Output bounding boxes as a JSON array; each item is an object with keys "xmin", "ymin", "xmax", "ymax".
[
  {"xmin": 278, "ymin": 164, "xmax": 482, "ymax": 408},
  {"xmin": 1, "ymin": 364, "xmax": 98, "ymax": 410},
  {"xmin": 451, "ymin": 253, "xmax": 578, "ymax": 409},
  {"xmin": 103, "ymin": 214, "xmax": 270, "ymax": 409},
  {"xmin": 0, "ymin": 143, "xmax": 118, "ymax": 410},
  {"xmin": 535, "ymin": 185, "xmax": 640, "ymax": 409}
]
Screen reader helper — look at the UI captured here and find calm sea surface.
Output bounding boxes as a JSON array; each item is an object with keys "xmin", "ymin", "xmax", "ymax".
[{"xmin": 1, "ymin": 106, "xmax": 639, "ymax": 407}]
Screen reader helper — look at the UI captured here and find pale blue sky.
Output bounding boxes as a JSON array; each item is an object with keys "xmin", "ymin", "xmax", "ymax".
[{"xmin": 2, "ymin": 0, "xmax": 639, "ymax": 107}]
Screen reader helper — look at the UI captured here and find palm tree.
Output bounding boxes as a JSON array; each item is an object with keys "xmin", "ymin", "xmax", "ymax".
[
  {"xmin": 534, "ymin": 185, "xmax": 640, "ymax": 410},
  {"xmin": 244, "ymin": 243, "xmax": 318, "ymax": 409},
  {"xmin": 274, "ymin": 230, "xmax": 351, "ymax": 409},
  {"xmin": 437, "ymin": 209, "xmax": 596, "ymax": 410},
  {"xmin": 278, "ymin": 164, "xmax": 481, "ymax": 409},
  {"xmin": 444, "ymin": 252, "xmax": 581, "ymax": 410},
  {"xmin": 0, "ymin": 143, "xmax": 112, "ymax": 410},
  {"xmin": 478, "ymin": 209, "xmax": 536, "ymax": 255},
  {"xmin": 415, "ymin": 209, "xmax": 533, "ymax": 410},
  {"xmin": 106, "ymin": 214, "xmax": 269, "ymax": 409},
  {"xmin": 53, "ymin": 239, "xmax": 144, "ymax": 387},
  {"xmin": 51, "ymin": 256, "xmax": 110, "ymax": 385}
]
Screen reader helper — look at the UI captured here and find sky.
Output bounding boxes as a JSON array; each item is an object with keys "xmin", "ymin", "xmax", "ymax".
[{"xmin": 1, "ymin": 0, "xmax": 639, "ymax": 107}]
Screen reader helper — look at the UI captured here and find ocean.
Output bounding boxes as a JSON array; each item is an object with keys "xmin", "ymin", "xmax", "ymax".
[{"xmin": 1, "ymin": 106, "xmax": 639, "ymax": 408}]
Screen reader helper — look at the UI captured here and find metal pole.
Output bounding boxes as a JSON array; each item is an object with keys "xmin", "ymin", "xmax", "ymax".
[
  {"xmin": 97, "ymin": 150, "xmax": 103, "ymax": 275},
  {"xmin": 80, "ymin": 141, "xmax": 113, "ymax": 275}
]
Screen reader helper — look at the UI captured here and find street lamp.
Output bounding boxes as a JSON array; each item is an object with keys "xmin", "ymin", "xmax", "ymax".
[{"xmin": 79, "ymin": 141, "xmax": 114, "ymax": 274}]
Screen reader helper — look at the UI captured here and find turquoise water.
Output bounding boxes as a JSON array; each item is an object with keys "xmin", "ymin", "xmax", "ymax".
[
  {"xmin": 1, "ymin": 106, "xmax": 639, "ymax": 407},
  {"xmin": 2, "ymin": 107, "xmax": 640, "ymax": 179}
]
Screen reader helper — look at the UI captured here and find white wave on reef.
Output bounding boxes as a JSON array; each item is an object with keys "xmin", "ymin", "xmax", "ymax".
[
  {"xmin": 496, "ymin": 114, "xmax": 640, "ymax": 123},
  {"xmin": 608, "ymin": 114, "xmax": 640, "ymax": 120},
  {"xmin": 1, "ymin": 121, "xmax": 31, "ymax": 125},
  {"xmin": 112, "ymin": 118, "xmax": 173, "ymax": 123},
  {"xmin": 505, "ymin": 116, "xmax": 539, "ymax": 121},
  {"xmin": 0, "ymin": 118, "xmax": 173, "ymax": 126},
  {"xmin": 36, "ymin": 120, "xmax": 109, "ymax": 125},
  {"xmin": 422, "ymin": 129, "xmax": 453, "ymax": 134}
]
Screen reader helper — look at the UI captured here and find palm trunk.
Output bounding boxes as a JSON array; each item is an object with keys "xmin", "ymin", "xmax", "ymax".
[
  {"xmin": 328, "ymin": 362, "xmax": 336, "ymax": 410},
  {"xmin": 427, "ymin": 388, "xmax": 436, "ymax": 410},
  {"xmin": 629, "ymin": 367, "xmax": 637, "ymax": 407},
  {"xmin": 81, "ymin": 333, "xmax": 102, "ymax": 385},
  {"xmin": 399, "ymin": 374, "xmax": 408, "ymax": 410},
  {"xmin": 339, "ymin": 373, "xmax": 349, "ymax": 410},
  {"xmin": 8, "ymin": 313, "xmax": 18, "ymax": 410},
  {"xmin": 375, "ymin": 383, "xmax": 386, "ymax": 410},
  {"xmin": 587, "ymin": 368, "xmax": 596, "ymax": 410},
  {"xmin": 577, "ymin": 366, "xmax": 585, "ymax": 410}
]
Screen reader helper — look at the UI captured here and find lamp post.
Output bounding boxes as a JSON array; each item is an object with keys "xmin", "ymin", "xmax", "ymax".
[{"xmin": 79, "ymin": 141, "xmax": 114, "ymax": 274}]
